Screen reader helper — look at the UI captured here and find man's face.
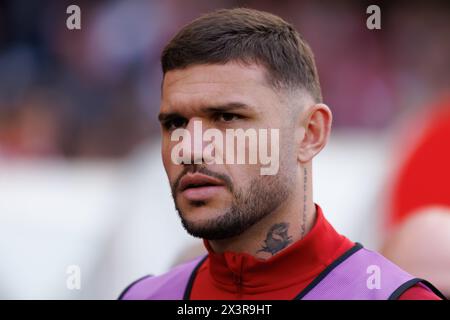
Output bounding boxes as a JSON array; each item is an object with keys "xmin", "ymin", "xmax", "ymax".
[{"xmin": 159, "ymin": 62, "xmax": 298, "ymax": 240}]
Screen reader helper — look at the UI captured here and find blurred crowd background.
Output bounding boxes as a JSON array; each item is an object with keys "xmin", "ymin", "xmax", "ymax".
[
  {"xmin": 0, "ymin": 0, "xmax": 449, "ymax": 158},
  {"xmin": 0, "ymin": 0, "xmax": 448, "ymax": 299}
]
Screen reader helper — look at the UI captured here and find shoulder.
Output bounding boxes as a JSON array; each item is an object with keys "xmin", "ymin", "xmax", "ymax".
[
  {"xmin": 347, "ymin": 246, "xmax": 446, "ymax": 300},
  {"xmin": 302, "ymin": 244, "xmax": 446, "ymax": 300},
  {"xmin": 398, "ymin": 284, "xmax": 443, "ymax": 300},
  {"xmin": 118, "ymin": 274, "xmax": 153, "ymax": 300}
]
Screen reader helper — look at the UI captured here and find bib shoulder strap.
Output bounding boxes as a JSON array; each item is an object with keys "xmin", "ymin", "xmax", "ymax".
[{"xmin": 119, "ymin": 255, "xmax": 207, "ymax": 300}]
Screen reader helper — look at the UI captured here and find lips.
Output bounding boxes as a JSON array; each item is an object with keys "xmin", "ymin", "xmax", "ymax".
[
  {"xmin": 179, "ymin": 173, "xmax": 225, "ymax": 192},
  {"xmin": 178, "ymin": 173, "xmax": 227, "ymax": 201}
]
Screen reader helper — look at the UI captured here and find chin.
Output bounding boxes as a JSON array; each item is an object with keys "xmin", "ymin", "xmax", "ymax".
[
  {"xmin": 179, "ymin": 201, "xmax": 227, "ymax": 222},
  {"xmin": 176, "ymin": 192, "xmax": 230, "ymax": 218}
]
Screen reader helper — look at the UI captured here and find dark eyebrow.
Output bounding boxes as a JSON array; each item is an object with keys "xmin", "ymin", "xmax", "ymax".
[
  {"xmin": 158, "ymin": 111, "xmax": 184, "ymax": 123},
  {"xmin": 158, "ymin": 102, "xmax": 253, "ymax": 123},
  {"xmin": 203, "ymin": 102, "xmax": 252, "ymax": 114}
]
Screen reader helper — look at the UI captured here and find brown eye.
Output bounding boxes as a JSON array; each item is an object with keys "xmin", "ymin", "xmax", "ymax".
[
  {"xmin": 164, "ymin": 117, "xmax": 187, "ymax": 130},
  {"xmin": 218, "ymin": 113, "xmax": 240, "ymax": 122}
]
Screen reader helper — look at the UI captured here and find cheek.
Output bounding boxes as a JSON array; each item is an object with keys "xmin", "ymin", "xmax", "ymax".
[
  {"xmin": 227, "ymin": 163, "xmax": 260, "ymax": 188},
  {"xmin": 161, "ymin": 143, "xmax": 175, "ymax": 177},
  {"xmin": 161, "ymin": 146, "xmax": 169, "ymax": 169},
  {"xmin": 279, "ymin": 130, "xmax": 297, "ymax": 163}
]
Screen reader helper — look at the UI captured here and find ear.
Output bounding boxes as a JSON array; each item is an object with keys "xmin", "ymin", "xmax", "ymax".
[{"xmin": 296, "ymin": 103, "xmax": 332, "ymax": 163}]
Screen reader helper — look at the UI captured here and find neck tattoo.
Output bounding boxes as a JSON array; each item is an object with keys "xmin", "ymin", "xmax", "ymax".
[
  {"xmin": 301, "ymin": 167, "xmax": 307, "ymax": 239},
  {"xmin": 257, "ymin": 222, "xmax": 293, "ymax": 256}
]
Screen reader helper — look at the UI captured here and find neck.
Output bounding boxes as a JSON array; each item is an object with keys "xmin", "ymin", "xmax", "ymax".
[{"xmin": 207, "ymin": 166, "xmax": 316, "ymax": 260}]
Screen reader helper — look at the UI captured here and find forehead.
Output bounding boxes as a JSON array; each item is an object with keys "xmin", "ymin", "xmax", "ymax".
[{"xmin": 160, "ymin": 62, "xmax": 278, "ymax": 112}]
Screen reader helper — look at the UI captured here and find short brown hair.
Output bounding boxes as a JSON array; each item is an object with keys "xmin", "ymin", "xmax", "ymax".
[{"xmin": 161, "ymin": 8, "xmax": 322, "ymax": 102}]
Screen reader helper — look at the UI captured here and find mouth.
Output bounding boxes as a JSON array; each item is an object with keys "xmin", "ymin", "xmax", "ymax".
[{"xmin": 179, "ymin": 173, "xmax": 227, "ymax": 201}]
